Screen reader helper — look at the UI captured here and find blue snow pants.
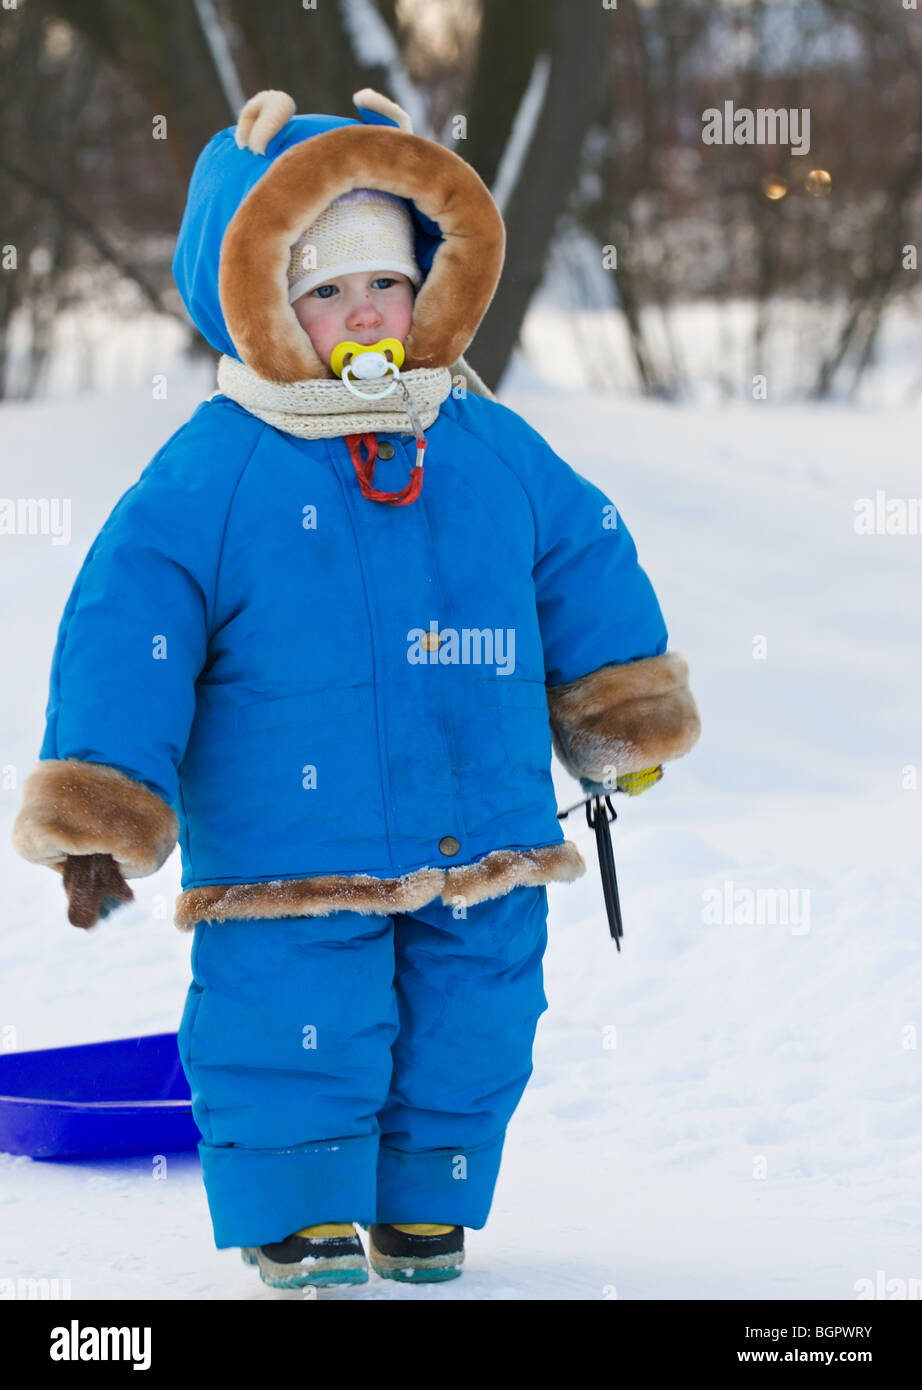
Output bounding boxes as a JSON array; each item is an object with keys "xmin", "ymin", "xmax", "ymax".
[{"xmin": 176, "ymin": 884, "xmax": 549, "ymax": 1249}]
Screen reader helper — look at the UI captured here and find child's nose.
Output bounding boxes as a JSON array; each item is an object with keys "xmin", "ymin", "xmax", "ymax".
[{"xmin": 347, "ymin": 298, "xmax": 382, "ymax": 329}]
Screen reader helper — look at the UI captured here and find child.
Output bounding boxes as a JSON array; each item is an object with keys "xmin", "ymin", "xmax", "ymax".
[{"xmin": 11, "ymin": 89, "xmax": 701, "ymax": 1290}]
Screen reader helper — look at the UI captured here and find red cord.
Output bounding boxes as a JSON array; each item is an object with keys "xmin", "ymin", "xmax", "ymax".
[{"xmin": 345, "ymin": 433, "xmax": 423, "ymax": 505}]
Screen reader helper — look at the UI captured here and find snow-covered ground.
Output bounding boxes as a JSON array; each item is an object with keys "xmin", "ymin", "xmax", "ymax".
[{"xmin": 1, "ymin": 355, "xmax": 920, "ymax": 1300}]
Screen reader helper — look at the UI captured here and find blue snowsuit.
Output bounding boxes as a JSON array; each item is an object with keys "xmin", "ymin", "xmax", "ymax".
[
  {"xmin": 179, "ymin": 889, "xmax": 551, "ymax": 1243},
  {"xmin": 11, "ymin": 90, "xmax": 700, "ymax": 1246}
]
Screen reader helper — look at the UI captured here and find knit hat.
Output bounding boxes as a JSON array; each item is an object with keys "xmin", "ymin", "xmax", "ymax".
[{"xmin": 287, "ymin": 188, "xmax": 422, "ymax": 304}]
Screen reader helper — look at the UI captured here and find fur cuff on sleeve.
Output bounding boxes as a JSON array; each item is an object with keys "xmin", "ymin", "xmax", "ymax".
[
  {"xmin": 11, "ymin": 758, "xmax": 179, "ymax": 878},
  {"xmin": 547, "ymin": 652, "xmax": 701, "ymax": 781}
]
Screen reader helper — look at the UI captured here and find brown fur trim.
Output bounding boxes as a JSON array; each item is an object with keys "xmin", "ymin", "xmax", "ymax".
[
  {"xmin": 219, "ymin": 125, "xmax": 505, "ymax": 384},
  {"xmin": 547, "ymin": 652, "xmax": 702, "ymax": 781},
  {"xmin": 352, "ymin": 87, "xmax": 413, "ymax": 133},
  {"xmin": 235, "ymin": 90, "xmax": 297, "ymax": 156},
  {"xmin": 174, "ymin": 866, "xmax": 446, "ymax": 930},
  {"xmin": 441, "ymin": 842, "xmax": 586, "ymax": 909},
  {"xmin": 11, "ymin": 758, "xmax": 178, "ymax": 878},
  {"xmin": 172, "ymin": 842, "xmax": 585, "ymax": 930}
]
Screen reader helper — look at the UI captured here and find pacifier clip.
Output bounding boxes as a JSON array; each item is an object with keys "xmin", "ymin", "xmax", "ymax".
[
  {"xmin": 333, "ymin": 338, "xmax": 427, "ymax": 506},
  {"xmin": 345, "ymin": 428, "xmax": 424, "ymax": 506}
]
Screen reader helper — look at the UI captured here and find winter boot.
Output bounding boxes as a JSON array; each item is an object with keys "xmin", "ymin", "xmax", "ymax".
[
  {"xmin": 367, "ymin": 1224, "xmax": 464, "ymax": 1282},
  {"xmin": 241, "ymin": 1223, "xmax": 368, "ymax": 1288}
]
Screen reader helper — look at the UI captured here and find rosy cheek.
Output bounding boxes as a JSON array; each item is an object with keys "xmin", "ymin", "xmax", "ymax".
[
  {"xmin": 299, "ymin": 299, "xmax": 334, "ymax": 326},
  {"xmin": 309, "ymin": 310, "xmax": 340, "ymax": 347}
]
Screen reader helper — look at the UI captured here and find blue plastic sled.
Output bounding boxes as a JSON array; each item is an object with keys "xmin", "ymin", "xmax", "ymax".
[{"xmin": 0, "ymin": 1032, "xmax": 200, "ymax": 1161}]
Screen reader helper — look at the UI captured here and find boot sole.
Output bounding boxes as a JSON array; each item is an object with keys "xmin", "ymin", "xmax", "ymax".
[
  {"xmin": 241, "ymin": 1246, "xmax": 368, "ymax": 1288},
  {"xmin": 368, "ymin": 1243, "xmax": 464, "ymax": 1283}
]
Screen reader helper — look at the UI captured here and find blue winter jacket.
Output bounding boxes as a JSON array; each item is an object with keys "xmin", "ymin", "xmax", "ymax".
[{"xmin": 12, "ymin": 90, "xmax": 699, "ymax": 929}]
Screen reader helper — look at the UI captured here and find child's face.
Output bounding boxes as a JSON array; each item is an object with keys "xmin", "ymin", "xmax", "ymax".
[{"xmin": 292, "ymin": 270, "xmax": 415, "ymax": 369}]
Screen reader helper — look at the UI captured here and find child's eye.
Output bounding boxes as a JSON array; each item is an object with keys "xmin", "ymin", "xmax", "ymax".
[
  {"xmin": 311, "ymin": 284, "xmax": 338, "ymax": 299},
  {"xmin": 371, "ymin": 277, "xmax": 397, "ymax": 290}
]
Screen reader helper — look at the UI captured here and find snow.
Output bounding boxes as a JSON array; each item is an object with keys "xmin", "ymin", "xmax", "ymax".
[
  {"xmin": 1, "ymin": 352, "xmax": 921, "ymax": 1300},
  {"xmin": 517, "ymin": 292, "xmax": 922, "ymax": 408}
]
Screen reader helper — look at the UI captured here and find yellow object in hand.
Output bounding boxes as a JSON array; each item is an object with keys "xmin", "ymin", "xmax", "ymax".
[{"xmin": 615, "ymin": 766, "xmax": 663, "ymax": 795}]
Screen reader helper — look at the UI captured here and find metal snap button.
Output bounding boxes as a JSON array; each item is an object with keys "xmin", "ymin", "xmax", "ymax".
[
  {"xmin": 439, "ymin": 836, "xmax": 460, "ymax": 857},
  {"xmin": 377, "ymin": 441, "xmax": 395, "ymax": 459}
]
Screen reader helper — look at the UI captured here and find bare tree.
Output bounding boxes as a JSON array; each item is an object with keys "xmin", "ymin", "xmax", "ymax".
[
  {"xmin": 31, "ymin": 0, "xmax": 231, "ymax": 193},
  {"xmin": 472, "ymin": 0, "xmax": 611, "ymax": 390}
]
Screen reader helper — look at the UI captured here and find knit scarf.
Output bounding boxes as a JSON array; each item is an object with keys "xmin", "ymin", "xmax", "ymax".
[{"xmin": 214, "ymin": 353, "xmax": 453, "ymax": 439}]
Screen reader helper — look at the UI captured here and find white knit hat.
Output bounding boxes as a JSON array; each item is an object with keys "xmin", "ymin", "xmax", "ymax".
[{"xmin": 287, "ymin": 188, "xmax": 422, "ymax": 304}]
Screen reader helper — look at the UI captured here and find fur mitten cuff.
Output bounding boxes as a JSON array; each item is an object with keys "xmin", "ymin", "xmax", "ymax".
[
  {"xmin": 547, "ymin": 652, "xmax": 701, "ymax": 782},
  {"xmin": 11, "ymin": 758, "xmax": 179, "ymax": 878}
]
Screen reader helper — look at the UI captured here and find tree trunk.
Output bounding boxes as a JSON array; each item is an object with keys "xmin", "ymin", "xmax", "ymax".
[
  {"xmin": 471, "ymin": 0, "xmax": 610, "ymax": 392},
  {"xmin": 460, "ymin": 0, "xmax": 551, "ymax": 192},
  {"xmin": 222, "ymin": 0, "xmax": 387, "ymax": 120}
]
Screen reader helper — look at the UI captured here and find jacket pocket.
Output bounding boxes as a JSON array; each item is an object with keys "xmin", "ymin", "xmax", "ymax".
[
  {"xmin": 180, "ymin": 683, "xmax": 375, "ymax": 872},
  {"xmin": 454, "ymin": 677, "xmax": 552, "ymax": 780},
  {"xmin": 493, "ymin": 679, "xmax": 554, "ymax": 776},
  {"xmin": 228, "ymin": 684, "xmax": 374, "ymax": 845}
]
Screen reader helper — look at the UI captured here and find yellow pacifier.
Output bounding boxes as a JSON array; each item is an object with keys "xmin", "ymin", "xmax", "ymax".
[{"xmin": 330, "ymin": 338, "xmax": 406, "ymax": 398}]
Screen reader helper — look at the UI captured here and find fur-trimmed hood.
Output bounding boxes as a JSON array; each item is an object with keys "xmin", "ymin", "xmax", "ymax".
[{"xmin": 172, "ymin": 88, "xmax": 505, "ymax": 384}]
